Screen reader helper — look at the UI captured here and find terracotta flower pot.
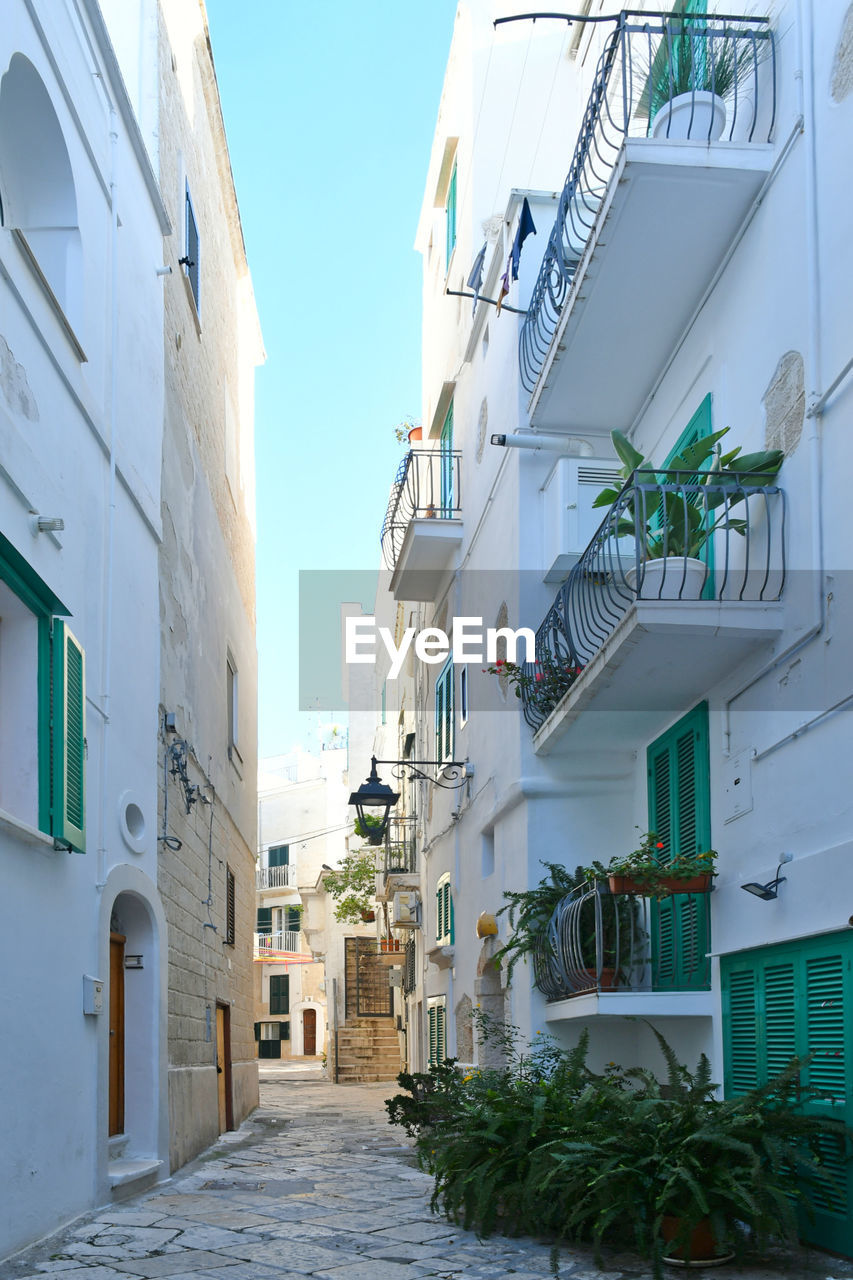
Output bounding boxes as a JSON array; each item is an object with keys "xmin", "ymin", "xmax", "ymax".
[
  {"xmin": 608, "ymin": 873, "xmax": 713, "ymax": 897},
  {"xmin": 408, "ymin": 426, "xmax": 423, "ymax": 443},
  {"xmin": 660, "ymin": 1215, "xmax": 734, "ymax": 1267}
]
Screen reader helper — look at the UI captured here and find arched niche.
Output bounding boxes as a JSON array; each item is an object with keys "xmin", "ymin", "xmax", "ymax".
[{"xmin": 0, "ymin": 54, "xmax": 83, "ymax": 325}]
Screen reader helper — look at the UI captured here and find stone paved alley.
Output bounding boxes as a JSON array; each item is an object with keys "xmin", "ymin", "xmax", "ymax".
[{"xmin": 4, "ymin": 1072, "xmax": 853, "ymax": 1280}]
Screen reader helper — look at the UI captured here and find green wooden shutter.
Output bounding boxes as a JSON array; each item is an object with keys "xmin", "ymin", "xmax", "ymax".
[
  {"xmin": 448, "ymin": 888, "xmax": 455, "ymax": 945},
  {"xmin": 52, "ymin": 621, "xmax": 85, "ymax": 852},
  {"xmin": 440, "ymin": 402, "xmax": 454, "ymax": 514},
  {"xmin": 435, "ymin": 660, "xmax": 454, "ymax": 762},
  {"xmin": 281, "ymin": 1020, "xmax": 290, "ymax": 1041},
  {"xmin": 257, "ymin": 906, "xmax": 272, "ymax": 932},
  {"xmin": 428, "ymin": 1005, "xmax": 438, "ymax": 1066},
  {"xmin": 436, "ymin": 1001, "xmax": 446, "ymax": 1064},
  {"xmin": 648, "ymin": 702, "xmax": 710, "ymax": 990},
  {"xmin": 268, "ymin": 845, "xmax": 289, "ymax": 867},
  {"xmin": 722, "ymin": 935, "xmax": 853, "ymax": 1254},
  {"xmin": 445, "ymin": 162, "xmax": 457, "ymax": 267},
  {"xmin": 285, "ymin": 906, "xmax": 301, "ymax": 932},
  {"xmin": 270, "ymin": 974, "xmax": 290, "ymax": 1015}
]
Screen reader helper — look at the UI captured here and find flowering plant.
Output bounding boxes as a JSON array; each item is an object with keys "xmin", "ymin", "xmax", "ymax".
[
  {"xmin": 485, "ymin": 657, "xmax": 583, "ymax": 709},
  {"xmin": 604, "ymin": 831, "xmax": 717, "ymax": 899}
]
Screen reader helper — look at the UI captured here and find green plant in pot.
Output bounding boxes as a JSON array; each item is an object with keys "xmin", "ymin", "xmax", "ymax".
[
  {"xmin": 635, "ymin": 7, "xmax": 771, "ymax": 140},
  {"xmin": 495, "ymin": 861, "xmax": 641, "ymax": 991},
  {"xmin": 322, "ymin": 848, "xmax": 377, "ymax": 924},
  {"xmin": 594, "ymin": 426, "xmax": 783, "ymax": 597},
  {"xmin": 605, "ymin": 830, "xmax": 717, "ymax": 899},
  {"xmin": 354, "ymin": 812, "xmax": 386, "ymax": 846}
]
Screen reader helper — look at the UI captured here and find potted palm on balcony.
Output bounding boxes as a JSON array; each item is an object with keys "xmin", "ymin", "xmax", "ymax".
[{"xmin": 594, "ymin": 427, "xmax": 783, "ymax": 599}]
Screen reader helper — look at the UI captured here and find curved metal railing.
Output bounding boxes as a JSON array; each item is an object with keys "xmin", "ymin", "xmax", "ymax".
[
  {"xmin": 533, "ymin": 880, "xmax": 711, "ymax": 998},
  {"xmin": 380, "ymin": 449, "xmax": 462, "ymax": 570},
  {"xmin": 521, "ymin": 470, "xmax": 786, "ymax": 732},
  {"xmin": 520, "ymin": 11, "xmax": 776, "ymax": 394}
]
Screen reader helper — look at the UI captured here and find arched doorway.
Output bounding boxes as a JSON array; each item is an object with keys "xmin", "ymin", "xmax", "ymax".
[{"xmin": 303, "ymin": 1008, "xmax": 317, "ymax": 1056}]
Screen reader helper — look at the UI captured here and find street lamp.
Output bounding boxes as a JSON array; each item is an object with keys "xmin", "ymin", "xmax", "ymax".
[{"xmin": 348, "ymin": 755, "xmax": 472, "ymax": 845}]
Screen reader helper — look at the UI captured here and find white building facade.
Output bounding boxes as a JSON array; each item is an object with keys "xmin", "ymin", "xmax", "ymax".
[
  {"xmin": 366, "ymin": 0, "xmax": 853, "ymax": 1256},
  {"xmin": 0, "ymin": 0, "xmax": 170, "ymax": 1254}
]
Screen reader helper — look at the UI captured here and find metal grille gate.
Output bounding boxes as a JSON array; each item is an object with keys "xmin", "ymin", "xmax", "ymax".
[{"xmin": 345, "ymin": 937, "xmax": 393, "ymax": 1017}]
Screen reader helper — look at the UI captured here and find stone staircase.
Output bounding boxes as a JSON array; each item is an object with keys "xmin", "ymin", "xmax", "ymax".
[{"xmin": 335, "ymin": 1017, "xmax": 403, "ymax": 1083}]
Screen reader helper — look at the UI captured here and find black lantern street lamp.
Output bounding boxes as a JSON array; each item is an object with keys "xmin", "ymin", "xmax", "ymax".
[
  {"xmin": 348, "ymin": 755, "xmax": 472, "ymax": 845},
  {"xmin": 348, "ymin": 758, "xmax": 400, "ymax": 845}
]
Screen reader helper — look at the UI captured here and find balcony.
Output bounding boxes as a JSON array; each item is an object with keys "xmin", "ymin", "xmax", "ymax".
[
  {"xmin": 523, "ymin": 470, "xmax": 786, "ymax": 754},
  {"xmin": 520, "ymin": 11, "xmax": 775, "ymax": 433},
  {"xmin": 375, "ymin": 815, "xmax": 417, "ymax": 901},
  {"xmin": 537, "ymin": 881, "xmax": 714, "ymax": 1023},
  {"xmin": 256, "ymin": 864, "xmax": 297, "ymax": 891},
  {"xmin": 381, "ymin": 449, "xmax": 462, "ymax": 601},
  {"xmin": 253, "ymin": 930, "xmax": 301, "ymax": 961}
]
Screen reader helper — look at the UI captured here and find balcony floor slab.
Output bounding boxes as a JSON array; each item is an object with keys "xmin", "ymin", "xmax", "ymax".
[
  {"xmin": 529, "ymin": 138, "xmax": 773, "ymax": 434},
  {"xmin": 545, "ymin": 989, "xmax": 714, "ymax": 1021},
  {"xmin": 533, "ymin": 599, "xmax": 784, "ymax": 755},
  {"xmin": 390, "ymin": 518, "xmax": 462, "ymax": 602}
]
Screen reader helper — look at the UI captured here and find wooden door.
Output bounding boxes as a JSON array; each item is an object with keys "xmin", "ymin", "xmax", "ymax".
[
  {"xmin": 215, "ymin": 1003, "xmax": 233, "ymax": 1133},
  {"xmin": 109, "ymin": 933, "xmax": 125, "ymax": 1136},
  {"xmin": 303, "ymin": 1008, "xmax": 316, "ymax": 1056}
]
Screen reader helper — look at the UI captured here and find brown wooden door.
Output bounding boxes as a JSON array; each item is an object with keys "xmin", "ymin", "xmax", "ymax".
[
  {"xmin": 215, "ymin": 1003, "xmax": 233, "ymax": 1132},
  {"xmin": 303, "ymin": 1008, "xmax": 316, "ymax": 1056},
  {"xmin": 109, "ymin": 933, "xmax": 125, "ymax": 1136}
]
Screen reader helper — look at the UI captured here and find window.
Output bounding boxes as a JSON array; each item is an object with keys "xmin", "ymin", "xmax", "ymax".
[
  {"xmin": 183, "ymin": 183, "xmax": 200, "ymax": 312},
  {"xmin": 256, "ymin": 905, "xmax": 272, "ymax": 933},
  {"xmin": 254, "ymin": 1020, "xmax": 289, "ymax": 1059},
  {"xmin": 445, "ymin": 160, "xmax": 457, "ymax": 269},
  {"xmin": 439, "ymin": 401, "xmax": 454, "ymax": 515},
  {"xmin": 269, "ymin": 974, "xmax": 290, "ymax": 1015},
  {"xmin": 0, "ymin": 533, "xmax": 84, "ymax": 850},
  {"xmin": 225, "ymin": 865, "xmax": 235, "ymax": 944},
  {"xmin": 647, "ymin": 702, "xmax": 710, "ymax": 990},
  {"xmin": 435, "ymin": 658, "xmax": 454, "ymax": 763},
  {"xmin": 428, "ymin": 997, "xmax": 447, "ymax": 1067},
  {"xmin": 268, "ymin": 845, "xmax": 289, "ymax": 867},
  {"xmin": 226, "ymin": 653, "xmax": 241, "ymax": 764},
  {"xmin": 275, "ymin": 905, "xmax": 301, "ymax": 935},
  {"xmin": 460, "ymin": 666, "xmax": 469, "ymax": 727},
  {"xmin": 436, "ymin": 873, "xmax": 454, "ymax": 946}
]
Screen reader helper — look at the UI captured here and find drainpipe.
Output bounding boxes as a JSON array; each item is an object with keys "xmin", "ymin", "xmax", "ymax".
[
  {"xmin": 96, "ymin": 105, "xmax": 120, "ymax": 889},
  {"xmin": 490, "ymin": 432, "xmax": 593, "ymax": 453},
  {"xmin": 723, "ymin": 0, "xmax": 824, "ymax": 754}
]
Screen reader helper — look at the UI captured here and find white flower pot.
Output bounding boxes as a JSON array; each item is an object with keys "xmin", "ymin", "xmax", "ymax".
[
  {"xmin": 625, "ymin": 557, "xmax": 707, "ymax": 600},
  {"xmin": 651, "ymin": 91, "xmax": 726, "ymax": 141}
]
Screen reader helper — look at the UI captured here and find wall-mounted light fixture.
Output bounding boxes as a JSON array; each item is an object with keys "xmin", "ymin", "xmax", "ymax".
[
  {"xmin": 124, "ymin": 954, "xmax": 143, "ymax": 969},
  {"xmin": 348, "ymin": 755, "xmax": 472, "ymax": 845},
  {"xmin": 30, "ymin": 514, "xmax": 64, "ymax": 534},
  {"xmin": 741, "ymin": 853, "xmax": 792, "ymax": 901}
]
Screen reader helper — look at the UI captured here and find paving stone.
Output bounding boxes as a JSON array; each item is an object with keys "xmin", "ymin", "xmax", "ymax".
[{"xmin": 111, "ymin": 1255, "xmax": 236, "ymax": 1278}]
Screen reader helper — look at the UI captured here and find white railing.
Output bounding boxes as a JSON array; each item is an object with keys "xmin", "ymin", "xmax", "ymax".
[
  {"xmin": 256, "ymin": 864, "xmax": 297, "ymax": 890},
  {"xmin": 254, "ymin": 930, "xmax": 301, "ymax": 958}
]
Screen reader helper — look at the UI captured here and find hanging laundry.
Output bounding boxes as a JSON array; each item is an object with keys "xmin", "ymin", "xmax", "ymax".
[
  {"xmin": 510, "ymin": 197, "xmax": 537, "ymax": 281},
  {"xmin": 495, "ymin": 255, "xmax": 511, "ymax": 315},
  {"xmin": 466, "ymin": 242, "xmax": 487, "ymax": 313}
]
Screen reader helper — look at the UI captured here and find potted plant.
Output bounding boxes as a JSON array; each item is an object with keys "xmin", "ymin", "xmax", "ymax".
[
  {"xmin": 495, "ymin": 861, "xmax": 639, "ymax": 993},
  {"xmin": 605, "ymin": 831, "xmax": 716, "ymax": 899},
  {"xmin": 636, "ymin": 14, "xmax": 769, "ymax": 141},
  {"xmin": 394, "ymin": 415, "xmax": 422, "ymax": 446},
  {"xmin": 354, "ymin": 812, "xmax": 385, "ymax": 847},
  {"xmin": 594, "ymin": 426, "xmax": 784, "ymax": 599},
  {"xmin": 485, "ymin": 657, "xmax": 584, "ymax": 715},
  {"xmin": 322, "ymin": 849, "xmax": 378, "ymax": 923}
]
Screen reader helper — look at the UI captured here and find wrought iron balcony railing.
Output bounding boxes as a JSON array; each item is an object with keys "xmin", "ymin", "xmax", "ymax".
[
  {"xmin": 380, "ymin": 814, "xmax": 417, "ymax": 877},
  {"xmin": 381, "ymin": 448, "xmax": 462, "ymax": 570},
  {"xmin": 521, "ymin": 469, "xmax": 786, "ymax": 731},
  {"xmin": 520, "ymin": 10, "xmax": 775, "ymax": 394},
  {"xmin": 256, "ymin": 864, "xmax": 297, "ymax": 890},
  {"xmin": 534, "ymin": 880, "xmax": 711, "ymax": 999}
]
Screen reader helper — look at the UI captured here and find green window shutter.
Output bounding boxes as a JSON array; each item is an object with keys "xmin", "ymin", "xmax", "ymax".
[
  {"xmin": 724, "ymin": 966, "xmax": 759, "ymax": 1094},
  {"xmin": 445, "ymin": 162, "xmax": 457, "ymax": 267},
  {"xmin": 254, "ymin": 1021, "xmax": 261, "ymax": 1042},
  {"xmin": 257, "ymin": 906, "xmax": 272, "ymax": 932},
  {"xmin": 449, "ymin": 889, "xmax": 455, "ymax": 946},
  {"xmin": 436, "ymin": 883, "xmax": 443, "ymax": 942},
  {"xmin": 764, "ymin": 961, "xmax": 797, "ymax": 1083},
  {"xmin": 270, "ymin": 974, "xmax": 290, "ymax": 1015},
  {"xmin": 268, "ymin": 845, "xmax": 289, "ymax": 867},
  {"xmin": 436, "ymin": 1001, "xmax": 446, "ymax": 1064},
  {"xmin": 285, "ymin": 906, "xmax": 301, "ymax": 933},
  {"xmin": 51, "ymin": 621, "xmax": 85, "ymax": 852},
  {"xmin": 435, "ymin": 659, "xmax": 454, "ymax": 762},
  {"xmin": 440, "ymin": 402, "xmax": 455, "ymax": 514},
  {"xmin": 281, "ymin": 1020, "xmax": 290, "ymax": 1041},
  {"xmin": 428, "ymin": 1005, "xmax": 437, "ymax": 1066},
  {"xmin": 647, "ymin": 703, "xmax": 710, "ymax": 989},
  {"xmin": 435, "ymin": 674, "xmax": 445, "ymax": 763}
]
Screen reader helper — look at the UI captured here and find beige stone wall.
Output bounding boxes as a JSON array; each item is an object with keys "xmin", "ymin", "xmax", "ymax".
[{"xmin": 156, "ymin": 0, "xmax": 262, "ymax": 1171}]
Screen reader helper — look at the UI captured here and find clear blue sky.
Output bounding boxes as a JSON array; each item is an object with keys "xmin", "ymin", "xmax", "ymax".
[{"xmin": 205, "ymin": 1, "xmax": 458, "ymax": 758}]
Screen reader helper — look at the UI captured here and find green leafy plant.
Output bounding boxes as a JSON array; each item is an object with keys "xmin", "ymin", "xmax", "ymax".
[
  {"xmin": 636, "ymin": 10, "xmax": 770, "ymax": 123},
  {"xmin": 494, "ymin": 862, "xmax": 585, "ymax": 982},
  {"xmin": 604, "ymin": 830, "xmax": 717, "ymax": 899},
  {"xmin": 594, "ymin": 426, "xmax": 784, "ymax": 562},
  {"xmin": 485, "ymin": 657, "xmax": 583, "ymax": 710},
  {"xmin": 386, "ymin": 1021, "xmax": 851, "ymax": 1278},
  {"xmin": 322, "ymin": 849, "xmax": 377, "ymax": 924},
  {"xmin": 354, "ymin": 812, "xmax": 385, "ymax": 845}
]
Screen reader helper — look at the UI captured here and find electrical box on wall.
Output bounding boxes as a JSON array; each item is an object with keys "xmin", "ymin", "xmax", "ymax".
[
  {"xmin": 82, "ymin": 974, "xmax": 104, "ymax": 1015},
  {"xmin": 392, "ymin": 891, "xmax": 420, "ymax": 928},
  {"xmin": 542, "ymin": 457, "xmax": 623, "ymax": 582}
]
